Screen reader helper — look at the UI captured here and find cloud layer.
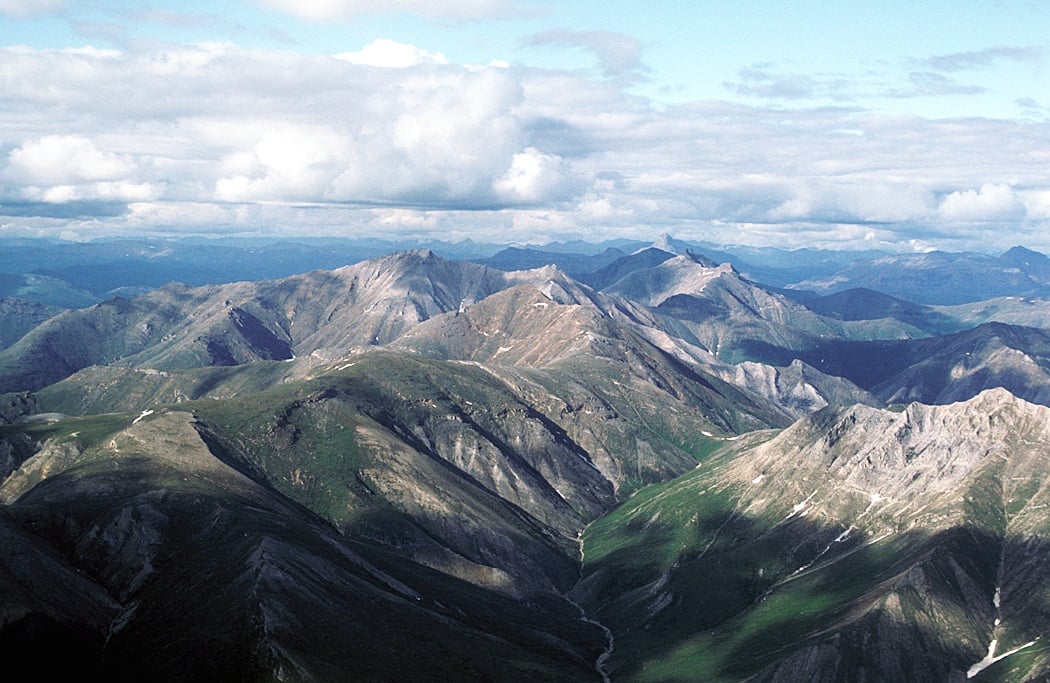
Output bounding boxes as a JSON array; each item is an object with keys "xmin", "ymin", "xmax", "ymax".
[
  {"xmin": 259, "ymin": 0, "xmax": 519, "ymax": 21},
  {"xmin": 1, "ymin": 40, "xmax": 1048, "ymax": 251}
]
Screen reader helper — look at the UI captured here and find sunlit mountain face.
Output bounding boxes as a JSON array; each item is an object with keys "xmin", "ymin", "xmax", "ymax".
[{"xmin": 2, "ymin": 240, "xmax": 1049, "ymax": 680}]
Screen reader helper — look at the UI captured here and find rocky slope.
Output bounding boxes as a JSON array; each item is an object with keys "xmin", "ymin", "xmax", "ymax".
[
  {"xmin": 0, "ymin": 409, "xmax": 607, "ymax": 681},
  {"xmin": 3, "ymin": 247, "xmax": 1050, "ymax": 680},
  {"xmin": 713, "ymin": 358, "xmax": 881, "ymax": 419},
  {"xmin": 574, "ymin": 389, "xmax": 1050, "ymax": 681},
  {"xmin": 0, "ymin": 251, "xmax": 512, "ymax": 392},
  {"xmin": 798, "ymin": 322, "xmax": 1050, "ymax": 408},
  {"xmin": 600, "ymin": 253, "xmax": 925, "ymax": 365}
]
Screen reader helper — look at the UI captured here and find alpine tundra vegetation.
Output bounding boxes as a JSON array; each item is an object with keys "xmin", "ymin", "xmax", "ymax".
[{"xmin": 1, "ymin": 238, "xmax": 1049, "ymax": 681}]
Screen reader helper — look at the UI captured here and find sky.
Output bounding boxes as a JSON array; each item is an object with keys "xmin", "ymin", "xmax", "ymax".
[{"xmin": 0, "ymin": 0, "xmax": 1048, "ymax": 252}]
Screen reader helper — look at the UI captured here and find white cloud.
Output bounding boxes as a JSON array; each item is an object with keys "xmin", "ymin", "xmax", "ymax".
[
  {"xmin": 0, "ymin": 43, "xmax": 1048, "ymax": 251},
  {"xmin": 335, "ymin": 39, "xmax": 447, "ymax": 68},
  {"xmin": 259, "ymin": 0, "xmax": 518, "ymax": 21},
  {"xmin": 493, "ymin": 147, "xmax": 579, "ymax": 204},
  {"xmin": 328, "ymin": 67, "xmax": 526, "ymax": 203},
  {"xmin": 36, "ymin": 185, "xmax": 80, "ymax": 203},
  {"xmin": 7, "ymin": 135, "xmax": 135, "ymax": 185},
  {"xmin": 938, "ymin": 183, "xmax": 1027, "ymax": 222},
  {"xmin": 2, "ymin": 134, "xmax": 158, "ymax": 203},
  {"xmin": 1021, "ymin": 190, "xmax": 1050, "ymax": 220},
  {"xmin": 215, "ymin": 124, "xmax": 352, "ymax": 202},
  {"xmin": 0, "ymin": 0, "xmax": 62, "ymax": 18}
]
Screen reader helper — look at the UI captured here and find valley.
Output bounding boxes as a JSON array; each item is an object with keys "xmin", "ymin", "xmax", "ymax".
[{"xmin": 1, "ymin": 238, "xmax": 1049, "ymax": 681}]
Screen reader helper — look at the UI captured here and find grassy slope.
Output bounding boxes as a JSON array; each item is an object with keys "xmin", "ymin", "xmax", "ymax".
[{"xmin": 575, "ymin": 402, "xmax": 1050, "ymax": 682}]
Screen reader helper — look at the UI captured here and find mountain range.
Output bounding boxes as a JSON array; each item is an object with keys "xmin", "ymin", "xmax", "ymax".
[
  {"xmin": 1, "ymin": 238, "xmax": 1049, "ymax": 681},
  {"xmin": 3, "ymin": 235, "xmax": 1049, "ymax": 309}
]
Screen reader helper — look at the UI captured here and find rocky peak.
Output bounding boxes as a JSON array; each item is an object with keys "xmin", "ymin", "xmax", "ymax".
[
  {"xmin": 651, "ymin": 233, "xmax": 680, "ymax": 254},
  {"xmin": 741, "ymin": 388, "xmax": 1050, "ymax": 521}
]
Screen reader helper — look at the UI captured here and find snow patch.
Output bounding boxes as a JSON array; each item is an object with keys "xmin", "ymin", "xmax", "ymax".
[
  {"xmin": 784, "ymin": 490, "xmax": 818, "ymax": 521},
  {"xmin": 858, "ymin": 492, "xmax": 885, "ymax": 519},
  {"xmin": 967, "ymin": 638, "xmax": 1039, "ymax": 678}
]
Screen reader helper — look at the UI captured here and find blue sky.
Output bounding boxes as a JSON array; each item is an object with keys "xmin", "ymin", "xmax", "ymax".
[{"xmin": 0, "ymin": 0, "xmax": 1048, "ymax": 251}]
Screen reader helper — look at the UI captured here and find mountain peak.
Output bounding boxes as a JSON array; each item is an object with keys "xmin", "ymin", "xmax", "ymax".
[
  {"xmin": 684, "ymin": 250, "xmax": 721, "ymax": 268},
  {"xmin": 392, "ymin": 248, "xmax": 437, "ymax": 262},
  {"xmin": 651, "ymin": 233, "xmax": 679, "ymax": 254},
  {"xmin": 1001, "ymin": 245, "xmax": 1049, "ymax": 268}
]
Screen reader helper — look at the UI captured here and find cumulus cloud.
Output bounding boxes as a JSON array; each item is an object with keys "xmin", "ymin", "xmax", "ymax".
[
  {"xmin": 6, "ymin": 135, "xmax": 135, "ymax": 185},
  {"xmin": 0, "ymin": 43, "xmax": 1048, "ymax": 251},
  {"xmin": 1021, "ymin": 190, "xmax": 1050, "ymax": 220},
  {"xmin": 938, "ymin": 183, "xmax": 1027, "ymax": 222},
  {"xmin": 335, "ymin": 39, "xmax": 448, "ymax": 68},
  {"xmin": 2, "ymin": 135, "xmax": 160, "ymax": 203},
  {"xmin": 258, "ymin": 0, "xmax": 519, "ymax": 21},
  {"xmin": 215, "ymin": 125, "xmax": 352, "ymax": 202},
  {"xmin": 493, "ymin": 147, "xmax": 581, "ymax": 205}
]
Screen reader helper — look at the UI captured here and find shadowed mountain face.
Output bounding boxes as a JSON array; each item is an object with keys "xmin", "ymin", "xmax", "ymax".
[
  {"xmin": 0, "ymin": 298, "xmax": 61, "ymax": 350},
  {"xmin": 574, "ymin": 389, "xmax": 1050, "ymax": 681},
  {"xmin": 3, "ymin": 248, "xmax": 1050, "ymax": 680},
  {"xmin": 787, "ymin": 287, "xmax": 961, "ymax": 334},
  {"xmin": 0, "ymin": 410, "xmax": 606, "ymax": 681},
  {"xmin": 795, "ymin": 323, "xmax": 1050, "ymax": 408}
]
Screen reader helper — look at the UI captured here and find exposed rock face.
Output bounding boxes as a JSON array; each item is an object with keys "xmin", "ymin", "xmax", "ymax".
[
  {"xmin": 0, "ymin": 393, "xmax": 40, "ymax": 481},
  {"xmin": 576, "ymin": 389, "xmax": 1050, "ymax": 681},
  {"xmin": 0, "ymin": 251, "xmax": 513, "ymax": 391},
  {"xmin": 799, "ymin": 322, "xmax": 1050, "ymax": 409},
  {"xmin": 733, "ymin": 388, "xmax": 1049, "ymax": 521},
  {"xmin": 873, "ymin": 323, "xmax": 1050, "ymax": 407},
  {"xmin": 603, "ymin": 254, "xmax": 743, "ymax": 307},
  {"xmin": 186, "ymin": 348, "xmax": 759, "ymax": 595},
  {"xmin": 0, "ymin": 392, "xmax": 35, "ymax": 424},
  {"xmin": 717, "ymin": 358, "xmax": 880, "ymax": 419},
  {"xmin": 601, "ymin": 253, "xmax": 921, "ymax": 365},
  {"xmin": 579, "ymin": 247, "xmax": 676, "ymax": 290},
  {"xmin": 3, "ymin": 249, "xmax": 1050, "ymax": 680}
]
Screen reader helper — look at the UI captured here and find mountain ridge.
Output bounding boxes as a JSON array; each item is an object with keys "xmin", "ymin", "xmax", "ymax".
[
  {"xmin": 2, "ymin": 244, "xmax": 1050, "ymax": 681},
  {"xmin": 575, "ymin": 388, "xmax": 1050, "ymax": 680}
]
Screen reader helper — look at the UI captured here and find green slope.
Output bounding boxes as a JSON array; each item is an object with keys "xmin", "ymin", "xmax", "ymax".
[{"xmin": 574, "ymin": 391, "xmax": 1050, "ymax": 681}]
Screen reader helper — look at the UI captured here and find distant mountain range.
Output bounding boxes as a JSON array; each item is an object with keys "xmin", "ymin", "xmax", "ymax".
[
  {"xmin": 2, "ymin": 235, "xmax": 1049, "ymax": 308},
  {"xmin": 1, "ymin": 240, "xmax": 1049, "ymax": 680}
]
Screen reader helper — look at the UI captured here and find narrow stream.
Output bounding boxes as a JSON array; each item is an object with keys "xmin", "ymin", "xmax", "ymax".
[{"xmin": 568, "ymin": 530, "xmax": 615, "ymax": 683}]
